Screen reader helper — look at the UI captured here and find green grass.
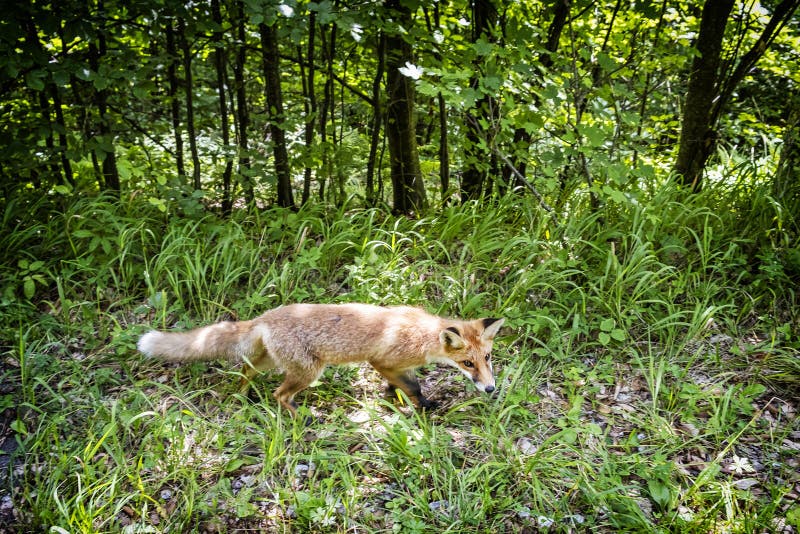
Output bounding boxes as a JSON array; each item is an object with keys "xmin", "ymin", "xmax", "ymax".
[{"xmin": 1, "ymin": 182, "xmax": 798, "ymax": 532}]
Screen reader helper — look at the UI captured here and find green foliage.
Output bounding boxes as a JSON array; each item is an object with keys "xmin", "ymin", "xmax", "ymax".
[{"xmin": 1, "ymin": 0, "xmax": 799, "ymax": 530}]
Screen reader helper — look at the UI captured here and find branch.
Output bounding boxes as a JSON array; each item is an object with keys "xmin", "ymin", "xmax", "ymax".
[
  {"xmin": 710, "ymin": 0, "xmax": 800, "ymax": 127},
  {"xmin": 491, "ymin": 144, "xmax": 561, "ymax": 228},
  {"xmin": 278, "ymin": 52, "xmax": 374, "ymax": 106}
]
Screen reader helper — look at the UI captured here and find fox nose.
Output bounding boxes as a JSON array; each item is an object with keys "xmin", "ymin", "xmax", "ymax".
[{"xmin": 485, "ymin": 385, "xmax": 495, "ymax": 394}]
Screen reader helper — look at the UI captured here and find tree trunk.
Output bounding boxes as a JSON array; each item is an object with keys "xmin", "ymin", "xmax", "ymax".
[
  {"xmin": 674, "ymin": 0, "xmax": 734, "ymax": 191},
  {"xmin": 23, "ymin": 17, "xmax": 61, "ymax": 186},
  {"xmin": 318, "ymin": 22, "xmax": 336, "ymax": 201},
  {"xmin": 423, "ymin": 4, "xmax": 450, "ymax": 203},
  {"xmin": 365, "ymin": 31, "xmax": 385, "ymax": 207},
  {"xmin": 165, "ymin": 21, "xmax": 186, "ymax": 181},
  {"xmin": 461, "ymin": 0, "xmax": 498, "ymax": 202},
  {"xmin": 177, "ymin": 18, "xmax": 201, "ymax": 191},
  {"xmin": 89, "ymin": 22, "xmax": 120, "ymax": 193},
  {"xmin": 211, "ymin": 0, "xmax": 233, "ymax": 214},
  {"xmin": 260, "ymin": 21, "xmax": 295, "ymax": 209},
  {"xmin": 51, "ymin": 84, "xmax": 74, "ymax": 186},
  {"xmin": 300, "ymin": 10, "xmax": 317, "ymax": 205},
  {"xmin": 384, "ymin": 0, "xmax": 426, "ymax": 214},
  {"xmin": 233, "ymin": 0, "xmax": 253, "ymax": 207}
]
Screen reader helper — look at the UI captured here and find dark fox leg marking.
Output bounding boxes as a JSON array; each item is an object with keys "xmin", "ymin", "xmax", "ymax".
[{"xmin": 374, "ymin": 366, "xmax": 438, "ymax": 410}]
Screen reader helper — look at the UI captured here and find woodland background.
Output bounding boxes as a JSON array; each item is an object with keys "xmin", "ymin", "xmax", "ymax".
[{"xmin": 1, "ymin": 0, "xmax": 799, "ymax": 532}]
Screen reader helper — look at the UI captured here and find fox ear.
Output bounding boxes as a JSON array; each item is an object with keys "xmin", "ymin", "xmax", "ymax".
[
  {"xmin": 440, "ymin": 326, "xmax": 465, "ymax": 349},
  {"xmin": 480, "ymin": 318, "xmax": 505, "ymax": 340}
]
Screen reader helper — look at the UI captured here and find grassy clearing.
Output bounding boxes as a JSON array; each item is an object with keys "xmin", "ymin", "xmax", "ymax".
[{"xmin": 1, "ymin": 183, "xmax": 798, "ymax": 532}]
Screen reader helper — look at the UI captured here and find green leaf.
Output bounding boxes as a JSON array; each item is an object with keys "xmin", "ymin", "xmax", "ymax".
[
  {"xmin": 602, "ymin": 185, "xmax": 628, "ymax": 203},
  {"xmin": 23, "ymin": 277, "xmax": 35, "ymax": 299},
  {"xmin": 600, "ymin": 318, "xmax": 615, "ymax": 332},
  {"xmin": 611, "ymin": 329, "xmax": 626, "ymax": 341},
  {"xmin": 558, "ymin": 427, "xmax": 578, "ymax": 444},
  {"xmin": 10, "ymin": 419, "xmax": 27, "ymax": 436},
  {"xmin": 647, "ymin": 478, "xmax": 671, "ymax": 508},
  {"xmin": 75, "ymin": 67, "xmax": 93, "ymax": 81},
  {"xmin": 597, "ymin": 52, "xmax": 617, "ymax": 73},
  {"xmin": 578, "ymin": 124, "xmax": 606, "ymax": 147},
  {"xmin": 599, "ymin": 332, "xmax": 611, "ymax": 345},
  {"xmin": 787, "ymin": 506, "xmax": 800, "ymax": 528},
  {"xmin": 148, "ymin": 197, "xmax": 167, "ymax": 212},
  {"xmin": 473, "ymin": 38, "xmax": 494, "ymax": 56},
  {"xmin": 26, "ymin": 71, "xmax": 45, "ymax": 91}
]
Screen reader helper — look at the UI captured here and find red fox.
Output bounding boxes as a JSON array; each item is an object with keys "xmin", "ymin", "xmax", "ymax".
[{"xmin": 137, "ymin": 303, "xmax": 504, "ymax": 415}]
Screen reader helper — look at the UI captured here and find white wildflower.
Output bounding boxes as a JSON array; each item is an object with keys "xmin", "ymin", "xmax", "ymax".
[
  {"xmin": 729, "ymin": 455, "xmax": 755, "ymax": 475},
  {"xmin": 350, "ymin": 23, "xmax": 363, "ymax": 42},
  {"xmin": 278, "ymin": 4, "xmax": 294, "ymax": 17},
  {"xmin": 398, "ymin": 62, "xmax": 424, "ymax": 80}
]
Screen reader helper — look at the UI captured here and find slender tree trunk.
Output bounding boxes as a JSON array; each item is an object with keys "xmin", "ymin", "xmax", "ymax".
[
  {"xmin": 318, "ymin": 22, "xmax": 336, "ymax": 201},
  {"xmin": 260, "ymin": 21, "xmax": 295, "ymax": 209},
  {"xmin": 674, "ymin": 0, "xmax": 734, "ymax": 191},
  {"xmin": 28, "ymin": 33, "xmax": 59, "ymax": 184},
  {"xmin": 385, "ymin": 0, "xmax": 426, "ymax": 214},
  {"xmin": 300, "ymin": 10, "xmax": 317, "ymax": 205},
  {"xmin": 233, "ymin": 0, "xmax": 253, "ymax": 207},
  {"xmin": 462, "ymin": 0, "xmax": 498, "ymax": 202},
  {"xmin": 335, "ymin": 56, "xmax": 346, "ymax": 204},
  {"xmin": 37, "ymin": 91, "xmax": 62, "ymax": 183},
  {"xmin": 211, "ymin": 0, "xmax": 233, "ymax": 214},
  {"xmin": 165, "ymin": 21, "xmax": 186, "ymax": 181},
  {"xmin": 51, "ymin": 84, "xmax": 74, "ymax": 186},
  {"xmin": 365, "ymin": 31, "xmax": 385, "ymax": 207},
  {"xmin": 178, "ymin": 18, "xmax": 201, "ymax": 191},
  {"xmin": 89, "ymin": 18, "xmax": 120, "ymax": 193},
  {"xmin": 423, "ymin": 4, "xmax": 450, "ymax": 203}
]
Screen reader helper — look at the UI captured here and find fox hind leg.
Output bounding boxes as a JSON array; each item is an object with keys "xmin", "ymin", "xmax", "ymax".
[
  {"xmin": 238, "ymin": 352, "xmax": 276, "ymax": 395},
  {"xmin": 273, "ymin": 365, "xmax": 325, "ymax": 416}
]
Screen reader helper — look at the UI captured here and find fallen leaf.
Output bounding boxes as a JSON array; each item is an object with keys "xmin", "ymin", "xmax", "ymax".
[{"xmin": 733, "ymin": 478, "xmax": 760, "ymax": 490}]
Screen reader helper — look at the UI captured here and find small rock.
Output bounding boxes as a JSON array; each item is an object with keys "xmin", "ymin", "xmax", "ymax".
[{"xmin": 428, "ymin": 500, "xmax": 448, "ymax": 513}]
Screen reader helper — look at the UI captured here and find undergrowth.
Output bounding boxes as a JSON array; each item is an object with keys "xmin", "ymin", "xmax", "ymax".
[{"xmin": 0, "ymin": 180, "xmax": 798, "ymax": 532}]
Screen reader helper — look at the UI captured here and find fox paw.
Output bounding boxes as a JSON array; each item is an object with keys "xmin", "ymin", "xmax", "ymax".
[{"xmin": 419, "ymin": 398, "xmax": 439, "ymax": 410}]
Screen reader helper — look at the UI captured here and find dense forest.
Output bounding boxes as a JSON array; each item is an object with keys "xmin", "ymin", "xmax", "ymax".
[{"xmin": 1, "ymin": 0, "xmax": 799, "ymax": 531}]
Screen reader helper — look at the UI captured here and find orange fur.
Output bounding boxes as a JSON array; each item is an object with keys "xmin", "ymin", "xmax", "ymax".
[{"xmin": 138, "ymin": 303, "xmax": 504, "ymax": 415}]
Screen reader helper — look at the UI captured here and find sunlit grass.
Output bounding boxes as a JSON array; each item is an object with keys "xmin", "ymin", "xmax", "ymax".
[{"xmin": 0, "ymin": 181, "xmax": 798, "ymax": 531}]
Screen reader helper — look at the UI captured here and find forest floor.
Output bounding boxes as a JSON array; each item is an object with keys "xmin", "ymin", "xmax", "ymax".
[
  {"xmin": 1, "ymin": 193, "xmax": 799, "ymax": 532},
  {"xmin": 2, "ymin": 317, "xmax": 798, "ymax": 533}
]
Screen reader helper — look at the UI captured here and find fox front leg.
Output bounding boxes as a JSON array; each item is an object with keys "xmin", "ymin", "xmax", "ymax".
[{"xmin": 374, "ymin": 366, "xmax": 439, "ymax": 410}]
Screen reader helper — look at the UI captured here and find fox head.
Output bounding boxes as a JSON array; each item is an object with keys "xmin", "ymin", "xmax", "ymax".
[{"xmin": 438, "ymin": 317, "xmax": 505, "ymax": 394}]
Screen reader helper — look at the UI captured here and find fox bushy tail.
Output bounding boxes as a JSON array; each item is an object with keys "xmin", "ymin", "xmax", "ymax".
[{"xmin": 137, "ymin": 320, "xmax": 256, "ymax": 363}]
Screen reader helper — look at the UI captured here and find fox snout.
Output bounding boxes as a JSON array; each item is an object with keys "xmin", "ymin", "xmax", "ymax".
[{"xmin": 474, "ymin": 379, "xmax": 496, "ymax": 394}]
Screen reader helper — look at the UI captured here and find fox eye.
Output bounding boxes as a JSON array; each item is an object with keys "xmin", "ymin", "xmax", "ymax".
[
  {"xmin": 485, "ymin": 353, "xmax": 491, "ymax": 361},
  {"xmin": 463, "ymin": 361, "xmax": 474, "ymax": 368}
]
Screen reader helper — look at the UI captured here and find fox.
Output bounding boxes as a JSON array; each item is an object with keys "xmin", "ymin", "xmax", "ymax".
[{"xmin": 137, "ymin": 303, "xmax": 504, "ymax": 416}]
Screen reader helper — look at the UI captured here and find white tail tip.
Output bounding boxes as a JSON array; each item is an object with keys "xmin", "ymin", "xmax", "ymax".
[{"xmin": 137, "ymin": 331, "xmax": 160, "ymax": 357}]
